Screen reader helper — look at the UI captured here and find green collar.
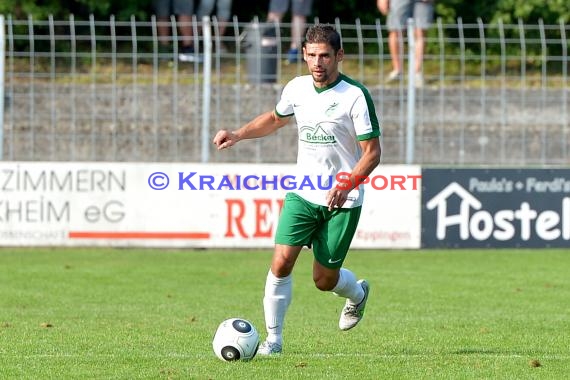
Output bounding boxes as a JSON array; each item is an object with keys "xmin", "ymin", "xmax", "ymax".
[{"xmin": 313, "ymin": 73, "xmax": 343, "ymax": 93}]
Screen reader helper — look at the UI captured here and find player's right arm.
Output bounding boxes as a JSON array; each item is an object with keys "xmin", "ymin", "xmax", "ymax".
[{"xmin": 213, "ymin": 110, "xmax": 291, "ymax": 150}]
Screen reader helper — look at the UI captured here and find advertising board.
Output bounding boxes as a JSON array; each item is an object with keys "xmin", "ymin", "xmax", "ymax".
[
  {"xmin": 0, "ymin": 163, "xmax": 421, "ymax": 249},
  {"xmin": 422, "ymin": 169, "xmax": 570, "ymax": 248}
]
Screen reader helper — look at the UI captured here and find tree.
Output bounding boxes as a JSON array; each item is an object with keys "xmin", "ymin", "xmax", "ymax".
[
  {"xmin": 1, "ymin": 0, "xmax": 567, "ymax": 27},
  {"xmin": 493, "ymin": 0, "xmax": 570, "ymax": 24}
]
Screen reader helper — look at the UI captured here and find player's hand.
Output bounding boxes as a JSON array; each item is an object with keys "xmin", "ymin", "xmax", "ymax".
[
  {"xmin": 326, "ymin": 187, "xmax": 350, "ymax": 211},
  {"xmin": 213, "ymin": 130, "xmax": 239, "ymax": 150}
]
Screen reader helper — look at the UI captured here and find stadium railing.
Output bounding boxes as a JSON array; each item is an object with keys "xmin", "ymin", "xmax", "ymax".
[{"xmin": 1, "ymin": 15, "xmax": 568, "ymax": 165}]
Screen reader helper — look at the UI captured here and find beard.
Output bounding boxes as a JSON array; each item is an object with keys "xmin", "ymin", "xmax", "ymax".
[{"xmin": 312, "ymin": 70, "xmax": 329, "ymax": 84}]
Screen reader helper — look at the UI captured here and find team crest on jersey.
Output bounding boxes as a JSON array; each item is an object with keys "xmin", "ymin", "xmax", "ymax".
[
  {"xmin": 299, "ymin": 125, "xmax": 337, "ymax": 145},
  {"xmin": 325, "ymin": 102, "xmax": 339, "ymax": 117}
]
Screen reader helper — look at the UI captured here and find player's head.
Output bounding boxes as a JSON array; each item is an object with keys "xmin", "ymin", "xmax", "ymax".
[
  {"xmin": 304, "ymin": 24, "xmax": 342, "ymax": 54},
  {"xmin": 303, "ymin": 24, "xmax": 344, "ymax": 87}
]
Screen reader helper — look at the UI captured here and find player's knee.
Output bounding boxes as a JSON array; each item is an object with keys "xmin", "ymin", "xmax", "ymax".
[
  {"xmin": 272, "ymin": 266, "xmax": 293, "ymax": 278},
  {"xmin": 271, "ymin": 253, "xmax": 296, "ymax": 277},
  {"xmin": 313, "ymin": 276, "xmax": 336, "ymax": 291}
]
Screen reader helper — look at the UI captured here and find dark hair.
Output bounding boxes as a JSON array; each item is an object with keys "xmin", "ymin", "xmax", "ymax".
[{"xmin": 304, "ymin": 24, "xmax": 342, "ymax": 53}]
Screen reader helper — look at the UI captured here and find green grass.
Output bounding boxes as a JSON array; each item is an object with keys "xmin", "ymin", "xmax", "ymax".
[{"xmin": 0, "ymin": 248, "xmax": 568, "ymax": 379}]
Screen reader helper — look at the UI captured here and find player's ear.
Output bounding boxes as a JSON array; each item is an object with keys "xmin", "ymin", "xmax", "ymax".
[{"xmin": 336, "ymin": 48, "xmax": 344, "ymax": 62}]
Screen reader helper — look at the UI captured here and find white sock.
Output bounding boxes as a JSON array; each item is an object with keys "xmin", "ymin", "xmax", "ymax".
[
  {"xmin": 263, "ymin": 269, "xmax": 292, "ymax": 346},
  {"xmin": 332, "ymin": 268, "xmax": 364, "ymax": 304}
]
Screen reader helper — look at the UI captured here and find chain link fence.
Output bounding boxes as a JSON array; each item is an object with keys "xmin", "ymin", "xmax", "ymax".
[{"xmin": 1, "ymin": 15, "xmax": 569, "ymax": 165}]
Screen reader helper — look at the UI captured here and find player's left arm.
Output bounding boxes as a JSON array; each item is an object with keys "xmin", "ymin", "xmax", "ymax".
[
  {"xmin": 326, "ymin": 86, "xmax": 382, "ymax": 210},
  {"xmin": 345, "ymin": 138, "xmax": 382, "ymax": 191},
  {"xmin": 346, "ymin": 86, "xmax": 383, "ymax": 190},
  {"xmin": 327, "ymin": 137, "xmax": 382, "ymax": 211},
  {"xmin": 327, "ymin": 138, "xmax": 381, "ymax": 210}
]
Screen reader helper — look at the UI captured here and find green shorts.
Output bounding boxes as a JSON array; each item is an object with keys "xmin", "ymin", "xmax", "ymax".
[{"xmin": 275, "ymin": 192, "xmax": 362, "ymax": 269}]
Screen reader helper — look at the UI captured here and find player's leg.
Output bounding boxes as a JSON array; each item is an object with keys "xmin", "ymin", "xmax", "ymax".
[
  {"xmin": 259, "ymin": 244, "xmax": 303, "ymax": 355},
  {"xmin": 259, "ymin": 192, "xmax": 319, "ymax": 355},
  {"xmin": 312, "ymin": 206, "xmax": 369, "ymax": 330}
]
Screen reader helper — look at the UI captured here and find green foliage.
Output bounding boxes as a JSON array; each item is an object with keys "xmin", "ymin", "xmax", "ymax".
[
  {"xmin": 0, "ymin": 0, "xmax": 152, "ymax": 20},
  {"xmin": 0, "ymin": 0, "xmax": 60, "ymax": 20},
  {"xmin": 493, "ymin": 0, "xmax": 570, "ymax": 24},
  {"xmin": 1, "ymin": 0, "xmax": 568, "ymax": 24}
]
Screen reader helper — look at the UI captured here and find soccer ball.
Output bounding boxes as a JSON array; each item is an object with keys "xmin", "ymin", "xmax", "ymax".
[{"xmin": 212, "ymin": 318, "xmax": 260, "ymax": 362}]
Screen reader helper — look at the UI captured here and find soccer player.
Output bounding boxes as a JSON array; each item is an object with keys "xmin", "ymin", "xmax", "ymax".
[{"xmin": 213, "ymin": 24, "xmax": 382, "ymax": 356}]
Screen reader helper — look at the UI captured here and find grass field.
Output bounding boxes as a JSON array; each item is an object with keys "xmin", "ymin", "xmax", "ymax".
[{"xmin": 0, "ymin": 248, "xmax": 568, "ymax": 379}]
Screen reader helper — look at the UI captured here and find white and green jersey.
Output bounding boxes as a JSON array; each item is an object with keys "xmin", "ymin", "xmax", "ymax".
[{"xmin": 275, "ymin": 73, "xmax": 381, "ymax": 208}]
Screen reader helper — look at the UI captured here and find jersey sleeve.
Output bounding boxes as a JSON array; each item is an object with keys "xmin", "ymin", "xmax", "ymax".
[
  {"xmin": 274, "ymin": 79, "xmax": 295, "ymax": 118},
  {"xmin": 352, "ymin": 88, "xmax": 381, "ymax": 141}
]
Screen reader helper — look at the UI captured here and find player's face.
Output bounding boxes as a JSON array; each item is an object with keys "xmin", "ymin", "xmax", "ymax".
[{"xmin": 303, "ymin": 42, "xmax": 344, "ymax": 88}]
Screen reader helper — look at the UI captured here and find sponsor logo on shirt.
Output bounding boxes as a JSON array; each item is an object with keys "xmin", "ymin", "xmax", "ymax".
[{"xmin": 299, "ymin": 125, "xmax": 337, "ymax": 145}]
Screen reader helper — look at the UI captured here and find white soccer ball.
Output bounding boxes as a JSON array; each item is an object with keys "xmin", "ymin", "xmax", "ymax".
[{"xmin": 212, "ymin": 318, "xmax": 260, "ymax": 362}]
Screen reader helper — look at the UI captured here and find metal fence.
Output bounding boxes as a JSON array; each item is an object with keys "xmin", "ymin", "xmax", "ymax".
[{"xmin": 1, "ymin": 15, "xmax": 569, "ymax": 165}]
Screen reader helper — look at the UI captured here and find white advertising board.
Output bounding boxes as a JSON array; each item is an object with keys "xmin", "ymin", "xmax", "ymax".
[{"xmin": 0, "ymin": 162, "xmax": 420, "ymax": 248}]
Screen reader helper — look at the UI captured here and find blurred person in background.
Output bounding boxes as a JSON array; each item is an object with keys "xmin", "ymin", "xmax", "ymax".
[
  {"xmin": 197, "ymin": 0, "xmax": 233, "ymax": 53},
  {"xmin": 377, "ymin": 0, "xmax": 434, "ymax": 87},
  {"xmin": 268, "ymin": 0, "xmax": 314, "ymax": 64},
  {"xmin": 153, "ymin": 0, "xmax": 200, "ymax": 62}
]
